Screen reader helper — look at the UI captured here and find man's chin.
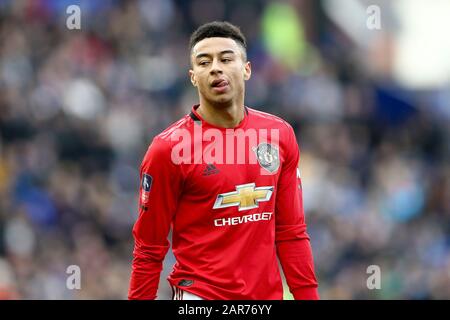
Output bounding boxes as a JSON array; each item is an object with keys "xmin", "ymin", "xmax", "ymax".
[{"xmin": 208, "ymin": 96, "xmax": 233, "ymax": 107}]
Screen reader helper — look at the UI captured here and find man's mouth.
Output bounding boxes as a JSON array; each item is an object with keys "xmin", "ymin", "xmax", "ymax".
[
  {"xmin": 211, "ymin": 79, "xmax": 229, "ymax": 88},
  {"xmin": 210, "ymin": 79, "xmax": 230, "ymax": 93}
]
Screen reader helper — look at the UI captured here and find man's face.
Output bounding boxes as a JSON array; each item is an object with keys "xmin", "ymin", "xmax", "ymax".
[{"xmin": 189, "ymin": 37, "xmax": 251, "ymax": 106}]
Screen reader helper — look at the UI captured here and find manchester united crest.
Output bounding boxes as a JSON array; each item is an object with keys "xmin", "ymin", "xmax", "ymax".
[{"xmin": 254, "ymin": 143, "xmax": 280, "ymax": 173}]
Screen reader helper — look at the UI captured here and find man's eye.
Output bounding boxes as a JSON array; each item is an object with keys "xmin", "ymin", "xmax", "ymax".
[
  {"xmin": 222, "ymin": 58, "xmax": 231, "ymax": 63},
  {"xmin": 199, "ymin": 61, "xmax": 210, "ymax": 66}
]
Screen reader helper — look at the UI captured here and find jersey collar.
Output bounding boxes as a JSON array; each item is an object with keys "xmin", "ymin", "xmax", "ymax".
[{"xmin": 189, "ymin": 104, "xmax": 249, "ymax": 131}]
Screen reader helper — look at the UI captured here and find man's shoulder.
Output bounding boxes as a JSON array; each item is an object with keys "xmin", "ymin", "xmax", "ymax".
[
  {"xmin": 144, "ymin": 113, "xmax": 192, "ymax": 156},
  {"xmin": 156, "ymin": 114, "xmax": 193, "ymax": 140},
  {"xmin": 247, "ymin": 107, "xmax": 292, "ymax": 130}
]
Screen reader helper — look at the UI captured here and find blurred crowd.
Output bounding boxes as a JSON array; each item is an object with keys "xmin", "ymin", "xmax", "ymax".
[{"xmin": 0, "ymin": 0, "xmax": 449, "ymax": 299}]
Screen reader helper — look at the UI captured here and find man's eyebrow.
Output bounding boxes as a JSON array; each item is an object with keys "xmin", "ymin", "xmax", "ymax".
[
  {"xmin": 195, "ymin": 50, "xmax": 236, "ymax": 59},
  {"xmin": 195, "ymin": 53, "xmax": 210, "ymax": 60},
  {"xmin": 219, "ymin": 50, "xmax": 236, "ymax": 55}
]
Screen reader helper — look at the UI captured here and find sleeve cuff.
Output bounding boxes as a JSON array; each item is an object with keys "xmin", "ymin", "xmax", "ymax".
[{"xmin": 292, "ymin": 286, "xmax": 320, "ymax": 300}]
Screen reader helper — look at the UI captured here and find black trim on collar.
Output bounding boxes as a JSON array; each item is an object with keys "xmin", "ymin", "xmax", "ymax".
[
  {"xmin": 190, "ymin": 106, "xmax": 248, "ymax": 123},
  {"xmin": 189, "ymin": 111, "xmax": 200, "ymax": 122}
]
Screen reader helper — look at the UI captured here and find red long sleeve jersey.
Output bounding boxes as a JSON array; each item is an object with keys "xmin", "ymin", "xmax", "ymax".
[{"xmin": 129, "ymin": 105, "xmax": 319, "ymax": 300}]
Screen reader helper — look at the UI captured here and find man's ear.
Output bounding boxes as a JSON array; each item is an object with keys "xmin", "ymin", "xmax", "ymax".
[
  {"xmin": 244, "ymin": 61, "xmax": 251, "ymax": 81},
  {"xmin": 189, "ymin": 69, "xmax": 197, "ymax": 87}
]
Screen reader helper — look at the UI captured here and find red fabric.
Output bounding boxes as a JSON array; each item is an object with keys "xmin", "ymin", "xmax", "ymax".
[{"xmin": 128, "ymin": 105, "xmax": 318, "ymax": 300}]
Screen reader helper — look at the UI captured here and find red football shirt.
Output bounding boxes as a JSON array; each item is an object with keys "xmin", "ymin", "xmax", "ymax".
[{"xmin": 128, "ymin": 105, "xmax": 319, "ymax": 300}]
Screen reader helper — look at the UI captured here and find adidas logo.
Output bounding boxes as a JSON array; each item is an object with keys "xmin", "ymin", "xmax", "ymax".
[{"xmin": 202, "ymin": 163, "xmax": 219, "ymax": 176}]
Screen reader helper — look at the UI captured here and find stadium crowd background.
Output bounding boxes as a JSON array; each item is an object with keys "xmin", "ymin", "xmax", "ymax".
[{"xmin": 0, "ymin": 0, "xmax": 449, "ymax": 299}]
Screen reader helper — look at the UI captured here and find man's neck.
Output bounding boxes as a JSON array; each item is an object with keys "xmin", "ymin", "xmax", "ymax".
[{"xmin": 196, "ymin": 100, "xmax": 245, "ymax": 129}]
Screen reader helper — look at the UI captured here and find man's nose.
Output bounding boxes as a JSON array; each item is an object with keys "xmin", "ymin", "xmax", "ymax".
[{"xmin": 209, "ymin": 59, "xmax": 222, "ymax": 75}]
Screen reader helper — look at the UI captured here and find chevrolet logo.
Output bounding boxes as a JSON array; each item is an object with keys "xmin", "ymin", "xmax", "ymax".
[{"xmin": 213, "ymin": 183, "xmax": 273, "ymax": 211}]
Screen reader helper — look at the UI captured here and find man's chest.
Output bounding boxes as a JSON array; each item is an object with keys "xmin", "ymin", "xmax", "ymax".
[{"xmin": 180, "ymin": 160, "xmax": 281, "ymax": 210}]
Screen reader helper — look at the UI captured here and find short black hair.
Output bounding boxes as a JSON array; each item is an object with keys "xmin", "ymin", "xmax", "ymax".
[{"xmin": 189, "ymin": 21, "xmax": 247, "ymax": 60}]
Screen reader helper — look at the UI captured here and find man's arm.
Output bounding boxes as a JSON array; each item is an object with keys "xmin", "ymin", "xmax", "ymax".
[
  {"xmin": 128, "ymin": 137, "xmax": 182, "ymax": 300},
  {"xmin": 275, "ymin": 124, "xmax": 319, "ymax": 300}
]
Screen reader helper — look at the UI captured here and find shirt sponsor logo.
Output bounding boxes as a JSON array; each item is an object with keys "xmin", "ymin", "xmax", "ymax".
[
  {"xmin": 214, "ymin": 212, "xmax": 273, "ymax": 227},
  {"xmin": 213, "ymin": 183, "xmax": 273, "ymax": 211}
]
